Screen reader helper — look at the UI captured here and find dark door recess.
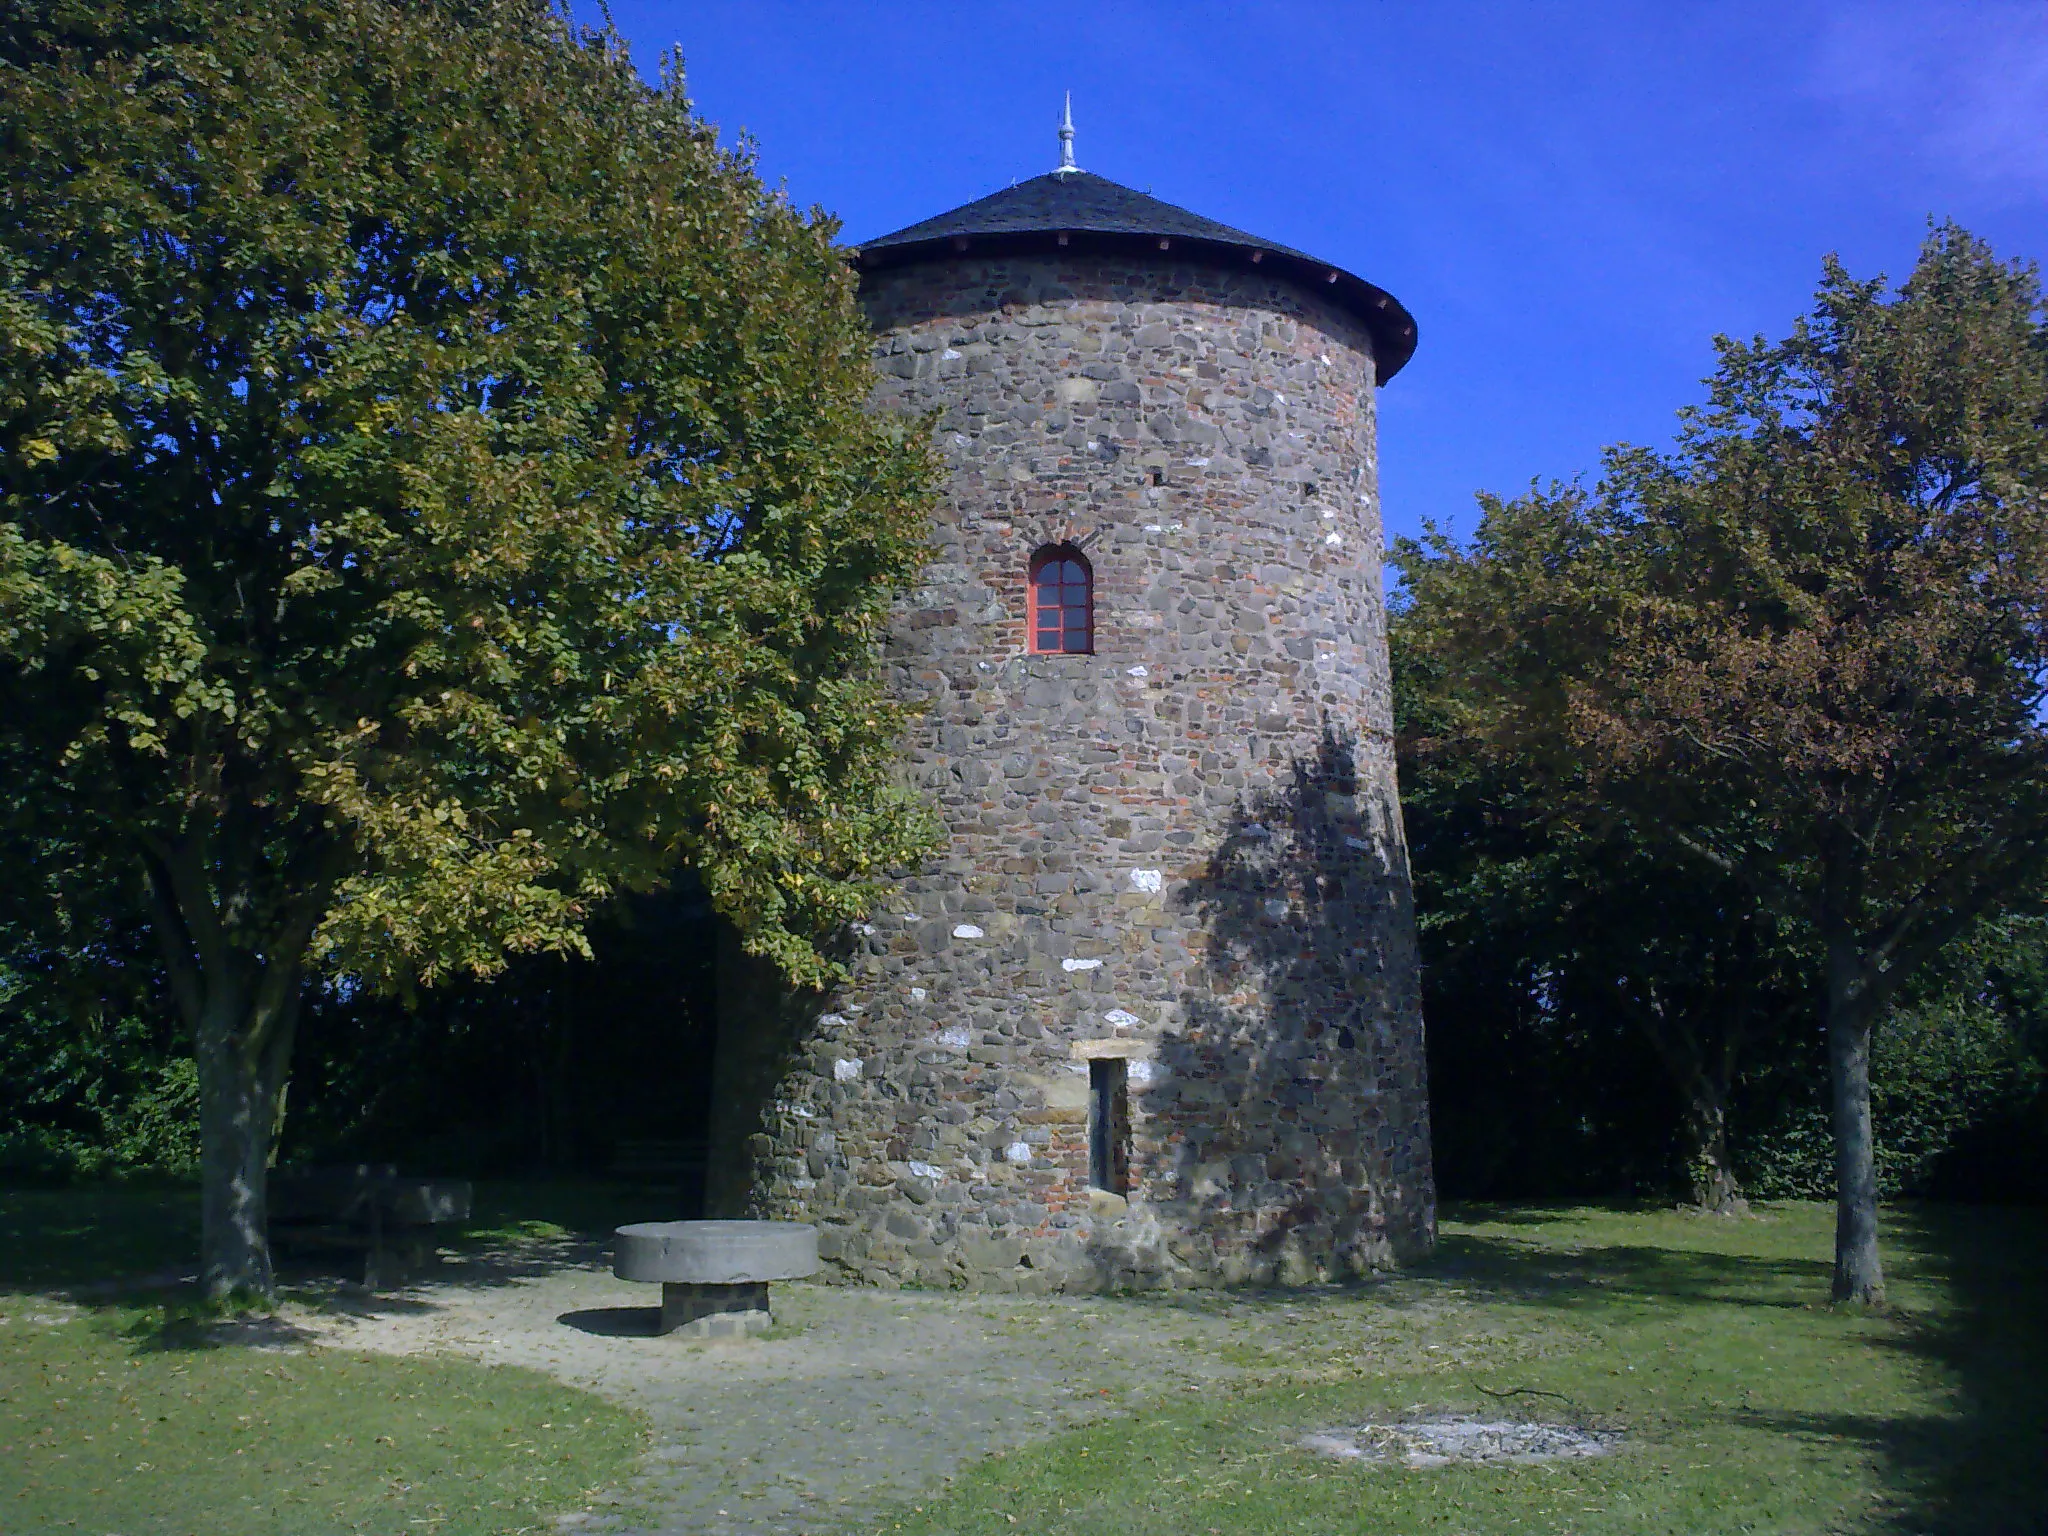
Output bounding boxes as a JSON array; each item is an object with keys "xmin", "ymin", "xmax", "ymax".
[{"xmin": 1089, "ymin": 1058, "xmax": 1130, "ymax": 1195}]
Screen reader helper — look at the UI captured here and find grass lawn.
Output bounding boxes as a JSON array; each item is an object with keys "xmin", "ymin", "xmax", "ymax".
[
  {"xmin": 3, "ymin": 1187, "xmax": 2041, "ymax": 1534},
  {"xmin": 882, "ymin": 1202, "xmax": 2046, "ymax": 1536},
  {"xmin": 0, "ymin": 1182, "xmax": 647, "ymax": 1536}
]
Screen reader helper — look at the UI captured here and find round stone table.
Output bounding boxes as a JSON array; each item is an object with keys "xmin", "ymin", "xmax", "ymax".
[{"xmin": 613, "ymin": 1220, "xmax": 819, "ymax": 1338}]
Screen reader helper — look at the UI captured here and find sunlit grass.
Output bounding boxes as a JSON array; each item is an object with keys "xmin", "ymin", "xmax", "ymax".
[
  {"xmin": 878, "ymin": 1202, "xmax": 2044, "ymax": 1535},
  {"xmin": 0, "ymin": 1182, "xmax": 647, "ymax": 1535},
  {"xmin": 0, "ymin": 1303, "xmax": 645, "ymax": 1536}
]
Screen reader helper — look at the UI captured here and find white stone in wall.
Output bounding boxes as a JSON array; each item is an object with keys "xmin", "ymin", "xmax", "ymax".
[
  {"xmin": 1005, "ymin": 1142, "xmax": 1032, "ymax": 1164},
  {"xmin": 1062, "ymin": 957, "xmax": 1103, "ymax": 972},
  {"xmin": 832, "ymin": 1057, "xmax": 862, "ymax": 1082},
  {"xmin": 1104, "ymin": 1009, "xmax": 1141, "ymax": 1029},
  {"xmin": 936, "ymin": 1026, "xmax": 971, "ymax": 1051},
  {"xmin": 1128, "ymin": 869, "xmax": 1164, "ymax": 893},
  {"xmin": 1128, "ymin": 1059, "xmax": 1156, "ymax": 1085},
  {"xmin": 910, "ymin": 986, "xmax": 928, "ymax": 1001},
  {"xmin": 952, "ymin": 923, "xmax": 985, "ymax": 939},
  {"xmin": 908, "ymin": 1160, "xmax": 943, "ymax": 1179}
]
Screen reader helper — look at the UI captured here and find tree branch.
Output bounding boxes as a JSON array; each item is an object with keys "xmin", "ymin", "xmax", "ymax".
[{"xmin": 137, "ymin": 843, "xmax": 204, "ymax": 1033}]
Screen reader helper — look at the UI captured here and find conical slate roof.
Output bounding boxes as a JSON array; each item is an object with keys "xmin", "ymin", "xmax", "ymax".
[
  {"xmin": 853, "ymin": 170, "xmax": 1416, "ymax": 381},
  {"xmin": 861, "ymin": 170, "xmax": 1305, "ymax": 257}
]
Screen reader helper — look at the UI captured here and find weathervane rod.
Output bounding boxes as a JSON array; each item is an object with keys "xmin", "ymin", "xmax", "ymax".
[{"xmin": 1056, "ymin": 92, "xmax": 1080, "ymax": 175}]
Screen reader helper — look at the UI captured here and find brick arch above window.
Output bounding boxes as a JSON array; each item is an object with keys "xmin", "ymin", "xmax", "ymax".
[{"xmin": 1028, "ymin": 544, "xmax": 1093, "ymax": 655}]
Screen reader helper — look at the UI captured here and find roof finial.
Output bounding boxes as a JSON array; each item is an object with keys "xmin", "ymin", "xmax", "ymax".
[{"xmin": 1055, "ymin": 92, "xmax": 1080, "ymax": 175}]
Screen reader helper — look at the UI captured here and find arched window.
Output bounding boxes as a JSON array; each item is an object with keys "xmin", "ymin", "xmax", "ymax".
[{"xmin": 1029, "ymin": 545, "xmax": 1093, "ymax": 654}]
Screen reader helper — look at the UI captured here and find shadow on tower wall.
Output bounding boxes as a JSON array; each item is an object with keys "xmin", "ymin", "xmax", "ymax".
[
  {"xmin": 1155, "ymin": 724, "xmax": 1435, "ymax": 1282},
  {"xmin": 707, "ymin": 919, "xmax": 854, "ymax": 1222}
]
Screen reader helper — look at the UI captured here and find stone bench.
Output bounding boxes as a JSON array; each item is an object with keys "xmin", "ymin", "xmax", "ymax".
[
  {"xmin": 613, "ymin": 1220, "xmax": 818, "ymax": 1338},
  {"xmin": 270, "ymin": 1164, "xmax": 473, "ymax": 1288}
]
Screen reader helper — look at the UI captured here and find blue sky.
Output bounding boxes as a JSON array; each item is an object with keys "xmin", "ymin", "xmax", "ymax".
[{"xmin": 586, "ymin": 2, "xmax": 2048, "ymax": 549}]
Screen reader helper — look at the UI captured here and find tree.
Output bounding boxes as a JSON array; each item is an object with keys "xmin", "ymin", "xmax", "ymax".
[
  {"xmin": 0, "ymin": 0, "xmax": 940, "ymax": 1294},
  {"xmin": 1395, "ymin": 622, "xmax": 1811, "ymax": 1211},
  {"xmin": 0, "ymin": 811, "xmax": 189, "ymax": 1180},
  {"xmin": 1395, "ymin": 226, "xmax": 2048, "ymax": 1302}
]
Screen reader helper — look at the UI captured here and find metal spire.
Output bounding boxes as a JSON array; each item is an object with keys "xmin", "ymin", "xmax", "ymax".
[{"xmin": 1055, "ymin": 92, "xmax": 1080, "ymax": 175}]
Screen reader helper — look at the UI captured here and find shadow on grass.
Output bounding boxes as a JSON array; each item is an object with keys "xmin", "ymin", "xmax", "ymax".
[
  {"xmin": 124, "ymin": 1308, "xmax": 320, "ymax": 1353},
  {"xmin": 1444, "ymin": 1199, "xmax": 1678, "ymax": 1228},
  {"xmin": 0, "ymin": 1183, "xmax": 201, "ymax": 1294},
  {"xmin": 1439, "ymin": 1204, "xmax": 2048, "ymax": 1536},
  {"xmin": 1429, "ymin": 1231, "xmax": 1830, "ymax": 1310},
  {"xmin": 1850, "ymin": 1204, "xmax": 2047, "ymax": 1535},
  {"xmin": 0, "ymin": 1177, "xmax": 661, "ymax": 1303}
]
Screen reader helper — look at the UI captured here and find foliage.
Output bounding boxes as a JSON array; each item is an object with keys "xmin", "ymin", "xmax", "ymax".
[
  {"xmin": 1398, "ymin": 619, "xmax": 2046, "ymax": 1206},
  {"xmin": 1394, "ymin": 225, "xmax": 2048, "ymax": 1300},
  {"xmin": 1737, "ymin": 917, "xmax": 2048, "ymax": 1200},
  {"xmin": 280, "ymin": 878, "xmax": 720, "ymax": 1178},
  {"xmin": 0, "ymin": 0, "xmax": 940, "ymax": 1289},
  {"xmin": 0, "ymin": 843, "xmax": 195, "ymax": 1179},
  {"xmin": 0, "ymin": 0, "xmax": 939, "ymax": 988},
  {"xmin": 1738, "ymin": 1001, "xmax": 2039, "ymax": 1199},
  {"xmin": 0, "ymin": 993, "xmax": 196, "ymax": 1181},
  {"xmin": 1396, "ymin": 623, "xmax": 1815, "ymax": 1207}
]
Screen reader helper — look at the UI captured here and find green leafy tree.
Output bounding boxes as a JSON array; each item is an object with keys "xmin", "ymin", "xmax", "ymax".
[
  {"xmin": 0, "ymin": 0, "xmax": 940, "ymax": 1294},
  {"xmin": 1396, "ymin": 227, "xmax": 2048, "ymax": 1302},
  {"xmin": 1395, "ymin": 634, "xmax": 1810, "ymax": 1210},
  {"xmin": 0, "ymin": 832, "xmax": 191, "ymax": 1180}
]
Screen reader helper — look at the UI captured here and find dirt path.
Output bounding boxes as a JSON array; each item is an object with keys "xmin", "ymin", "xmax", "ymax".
[{"xmin": 286, "ymin": 1239, "xmax": 1365, "ymax": 1535}]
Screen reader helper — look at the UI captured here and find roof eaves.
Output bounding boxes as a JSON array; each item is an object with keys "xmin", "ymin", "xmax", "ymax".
[{"xmin": 850, "ymin": 222, "xmax": 1418, "ymax": 383}]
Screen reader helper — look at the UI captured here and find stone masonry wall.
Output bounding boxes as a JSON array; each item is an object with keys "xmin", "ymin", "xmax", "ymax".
[{"xmin": 723, "ymin": 252, "xmax": 1435, "ymax": 1291}]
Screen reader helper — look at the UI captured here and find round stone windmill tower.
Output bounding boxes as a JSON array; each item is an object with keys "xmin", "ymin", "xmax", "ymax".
[{"xmin": 713, "ymin": 108, "xmax": 1435, "ymax": 1291}]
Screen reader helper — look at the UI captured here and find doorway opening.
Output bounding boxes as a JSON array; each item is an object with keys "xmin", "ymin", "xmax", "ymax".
[{"xmin": 1089, "ymin": 1058, "xmax": 1130, "ymax": 1194}]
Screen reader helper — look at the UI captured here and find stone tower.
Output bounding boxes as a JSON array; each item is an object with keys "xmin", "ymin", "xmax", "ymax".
[{"xmin": 714, "ymin": 126, "xmax": 1435, "ymax": 1291}]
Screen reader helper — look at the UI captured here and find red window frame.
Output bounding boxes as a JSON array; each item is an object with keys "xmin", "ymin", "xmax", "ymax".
[{"xmin": 1029, "ymin": 545, "xmax": 1093, "ymax": 654}]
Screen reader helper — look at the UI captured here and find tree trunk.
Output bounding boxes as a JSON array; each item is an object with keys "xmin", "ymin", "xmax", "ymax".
[
  {"xmin": 1623, "ymin": 986, "xmax": 1748, "ymax": 1215},
  {"xmin": 143, "ymin": 843, "xmax": 314, "ymax": 1301},
  {"xmin": 1826, "ymin": 939, "xmax": 1884, "ymax": 1305},
  {"xmin": 194, "ymin": 979, "xmax": 299, "ymax": 1298},
  {"xmin": 196, "ymin": 1009, "xmax": 271, "ymax": 1298},
  {"xmin": 1683, "ymin": 1089, "xmax": 1746, "ymax": 1214}
]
